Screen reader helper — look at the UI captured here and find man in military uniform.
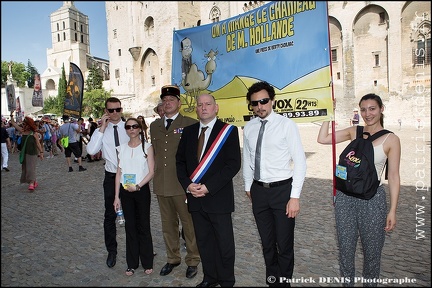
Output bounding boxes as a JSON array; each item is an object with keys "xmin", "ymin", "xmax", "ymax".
[{"xmin": 149, "ymin": 85, "xmax": 201, "ymax": 279}]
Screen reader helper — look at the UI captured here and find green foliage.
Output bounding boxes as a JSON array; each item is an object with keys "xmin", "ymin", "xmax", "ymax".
[
  {"xmin": 57, "ymin": 64, "xmax": 68, "ymax": 115},
  {"xmin": 82, "ymin": 89, "xmax": 111, "ymax": 118},
  {"xmin": 42, "ymin": 96, "xmax": 61, "ymax": 115},
  {"xmin": 1, "ymin": 60, "xmax": 31, "ymax": 88},
  {"xmin": 26, "ymin": 60, "xmax": 39, "ymax": 88},
  {"xmin": 85, "ymin": 64, "xmax": 103, "ymax": 91}
]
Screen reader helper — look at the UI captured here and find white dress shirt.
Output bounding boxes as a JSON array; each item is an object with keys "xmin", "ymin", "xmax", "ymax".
[
  {"xmin": 86, "ymin": 121, "xmax": 129, "ymax": 173},
  {"xmin": 242, "ymin": 111, "xmax": 307, "ymax": 198}
]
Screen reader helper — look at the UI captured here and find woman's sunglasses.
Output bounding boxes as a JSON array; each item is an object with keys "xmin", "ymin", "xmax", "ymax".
[
  {"xmin": 107, "ymin": 107, "xmax": 122, "ymax": 113},
  {"xmin": 250, "ymin": 98, "xmax": 270, "ymax": 106},
  {"xmin": 125, "ymin": 124, "xmax": 140, "ymax": 130}
]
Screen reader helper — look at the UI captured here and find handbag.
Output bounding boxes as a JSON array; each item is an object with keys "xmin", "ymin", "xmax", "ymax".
[
  {"xmin": 19, "ymin": 132, "xmax": 33, "ymax": 164},
  {"xmin": 60, "ymin": 123, "xmax": 71, "ymax": 148}
]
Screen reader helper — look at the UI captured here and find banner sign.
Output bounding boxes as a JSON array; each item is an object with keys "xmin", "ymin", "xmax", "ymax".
[
  {"xmin": 31, "ymin": 74, "xmax": 43, "ymax": 107},
  {"xmin": 172, "ymin": 1, "xmax": 333, "ymax": 126},
  {"xmin": 64, "ymin": 62, "xmax": 84, "ymax": 118},
  {"xmin": 6, "ymin": 84, "xmax": 16, "ymax": 111}
]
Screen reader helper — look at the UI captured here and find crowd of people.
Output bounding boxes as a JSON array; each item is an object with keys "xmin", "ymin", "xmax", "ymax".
[{"xmin": 1, "ymin": 83, "xmax": 401, "ymax": 288}]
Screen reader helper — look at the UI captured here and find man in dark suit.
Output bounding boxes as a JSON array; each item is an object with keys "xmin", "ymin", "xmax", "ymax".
[{"xmin": 176, "ymin": 94, "xmax": 241, "ymax": 287}]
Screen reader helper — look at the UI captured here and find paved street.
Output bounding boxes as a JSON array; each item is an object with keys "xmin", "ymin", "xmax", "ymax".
[{"xmin": 1, "ymin": 124, "xmax": 430, "ymax": 287}]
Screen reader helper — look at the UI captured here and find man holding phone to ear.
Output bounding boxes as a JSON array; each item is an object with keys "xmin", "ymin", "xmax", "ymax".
[{"xmin": 87, "ymin": 97, "xmax": 129, "ymax": 268}]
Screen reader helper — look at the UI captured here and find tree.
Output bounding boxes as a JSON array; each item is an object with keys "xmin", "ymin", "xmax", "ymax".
[
  {"xmin": 26, "ymin": 60, "xmax": 39, "ymax": 88},
  {"xmin": 82, "ymin": 89, "xmax": 111, "ymax": 118},
  {"xmin": 85, "ymin": 64, "xmax": 103, "ymax": 91},
  {"xmin": 1, "ymin": 60, "xmax": 30, "ymax": 88},
  {"xmin": 57, "ymin": 64, "xmax": 68, "ymax": 115}
]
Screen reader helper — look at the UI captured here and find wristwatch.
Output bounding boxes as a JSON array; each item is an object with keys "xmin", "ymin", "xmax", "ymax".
[{"xmin": 135, "ymin": 184, "xmax": 141, "ymax": 191}]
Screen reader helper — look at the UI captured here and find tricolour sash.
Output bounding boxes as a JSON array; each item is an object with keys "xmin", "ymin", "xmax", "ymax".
[{"xmin": 190, "ymin": 123, "xmax": 234, "ymax": 183}]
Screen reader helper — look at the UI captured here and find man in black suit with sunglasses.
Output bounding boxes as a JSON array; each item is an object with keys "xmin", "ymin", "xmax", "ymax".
[{"xmin": 87, "ymin": 97, "xmax": 129, "ymax": 268}]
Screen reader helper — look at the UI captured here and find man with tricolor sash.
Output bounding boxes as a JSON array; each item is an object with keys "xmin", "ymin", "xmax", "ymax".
[{"xmin": 176, "ymin": 93, "xmax": 241, "ymax": 287}]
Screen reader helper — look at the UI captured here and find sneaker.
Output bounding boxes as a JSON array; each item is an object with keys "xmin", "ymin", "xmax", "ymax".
[
  {"xmin": 3, "ymin": 167, "xmax": 9, "ymax": 172},
  {"xmin": 69, "ymin": 167, "xmax": 73, "ymax": 172},
  {"xmin": 79, "ymin": 166, "xmax": 87, "ymax": 172},
  {"xmin": 34, "ymin": 181, "xmax": 39, "ymax": 188}
]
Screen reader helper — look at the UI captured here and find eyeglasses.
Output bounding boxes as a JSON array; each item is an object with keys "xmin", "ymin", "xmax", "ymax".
[
  {"xmin": 250, "ymin": 98, "xmax": 271, "ymax": 106},
  {"xmin": 125, "ymin": 124, "xmax": 140, "ymax": 130},
  {"xmin": 107, "ymin": 107, "xmax": 122, "ymax": 113}
]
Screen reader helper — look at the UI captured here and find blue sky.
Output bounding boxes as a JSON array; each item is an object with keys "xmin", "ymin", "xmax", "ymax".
[{"xmin": 1, "ymin": 1, "xmax": 108, "ymax": 73}]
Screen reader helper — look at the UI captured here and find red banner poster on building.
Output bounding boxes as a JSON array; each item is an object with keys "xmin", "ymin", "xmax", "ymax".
[{"xmin": 31, "ymin": 74, "xmax": 43, "ymax": 107}]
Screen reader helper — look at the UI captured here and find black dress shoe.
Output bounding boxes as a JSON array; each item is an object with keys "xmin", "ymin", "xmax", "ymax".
[
  {"xmin": 186, "ymin": 266, "xmax": 198, "ymax": 278},
  {"xmin": 106, "ymin": 252, "xmax": 116, "ymax": 268},
  {"xmin": 196, "ymin": 281, "xmax": 218, "ymax": 287},
  {"xmin": 159, "ymin": 262, "xmax": 180, "ymax": 276}
]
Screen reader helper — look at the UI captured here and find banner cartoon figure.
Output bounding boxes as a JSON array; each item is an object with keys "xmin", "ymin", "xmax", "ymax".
[
  {"xmin": 172, "ymin": 1, "xmax": 333, "ymax": 126},
  {"xmin": 64, "ymin": 63, "xmax": 84, "ymax": 118}
]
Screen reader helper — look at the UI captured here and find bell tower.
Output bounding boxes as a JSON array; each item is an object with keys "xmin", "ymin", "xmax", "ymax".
[{"xmin": 46, "ymin": 1, "xmax": 90, "ymax": 74}]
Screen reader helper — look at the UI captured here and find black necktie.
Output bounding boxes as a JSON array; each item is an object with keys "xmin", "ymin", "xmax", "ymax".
[
  {"xmin": 197, "ymin": 126, "xmax": 208, "ymax": 161},
  {"xmin": 113, "ymin": 125, "xmax": 120, "ymax": 147},
  {"xmin": 166, "ymin": 119, "xmax": 173, "ymax": 130},
  {"xmin": 254, "ymin": 120, "xmax": 267, "ymax": 180}
]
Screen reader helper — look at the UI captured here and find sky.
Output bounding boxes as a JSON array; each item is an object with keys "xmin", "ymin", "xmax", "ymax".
[{"xmin": 1, "ymin": 1, "xmax": 108, "ymax": 73}]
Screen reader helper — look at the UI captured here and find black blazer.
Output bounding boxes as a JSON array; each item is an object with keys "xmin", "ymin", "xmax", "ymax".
[{"xmin": 176, "ymin": 119, "xmax": 241, "ymax": 213}]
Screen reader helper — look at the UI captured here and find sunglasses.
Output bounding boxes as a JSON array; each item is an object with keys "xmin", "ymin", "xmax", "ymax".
[
  {"xmin": 125, "ymin": 124, "xmax": 140, "ymax": 130},
  {"xmin": 250, "ymin": 98, "xmax": 271, "ymax": 106},
  {"xmin": 107, "ymin": 107, "xmax": 122, "ymax": 113}
]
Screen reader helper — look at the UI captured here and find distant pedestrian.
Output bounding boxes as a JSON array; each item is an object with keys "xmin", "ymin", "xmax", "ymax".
[
  {"xmin": 350, "ymin": 108, "xmax": 359, "ymax": 126},
  {"xmin": 9, "ymin": 114, "xmax": 44, "ymax": 191},
  {"xmin": 59, "ymin": 115, "xmax": 86, "ymax": 172},
  {"xmin": 1, "ymin": 121, "xmax": 11, "ymax": 171}
]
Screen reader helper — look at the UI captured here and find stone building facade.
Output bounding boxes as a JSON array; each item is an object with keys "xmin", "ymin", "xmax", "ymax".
[{"xmin": 105, "ymin": 1, "xmax": 430, "ymax": 128}]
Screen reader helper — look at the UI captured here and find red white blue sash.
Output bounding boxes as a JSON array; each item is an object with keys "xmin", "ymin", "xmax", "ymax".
[{"xmin": 190, "ymin": 124, "xmax": 234, "ymax": 183}]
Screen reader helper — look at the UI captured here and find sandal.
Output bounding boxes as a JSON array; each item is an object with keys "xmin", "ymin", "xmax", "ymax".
[
  {"xmin": 28, "ymin": 184, "xmax": 35, "ymax": 191},
  {"xmin": 125, "ymin": 268, "xmax": 135, "ymax": 276},
  {"xmin": 144, "ymin": 268, "xmax": 153, "ymax": 275}
]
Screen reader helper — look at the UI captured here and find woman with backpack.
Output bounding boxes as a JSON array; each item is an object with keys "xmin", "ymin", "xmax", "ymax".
[{"xmin": 317, "ymin": 93, "xmax": 401, "ymax": 286}]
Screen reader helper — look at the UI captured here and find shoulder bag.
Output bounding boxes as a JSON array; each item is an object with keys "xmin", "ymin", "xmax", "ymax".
[{"xmin": 19, "ymin": 132, "xmax": 34, "ymax": 164}]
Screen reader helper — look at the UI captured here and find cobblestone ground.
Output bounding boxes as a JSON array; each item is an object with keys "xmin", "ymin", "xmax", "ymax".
[{"xmin": 1, "ymin": 124, "xmax": 430, "ymax": 287}]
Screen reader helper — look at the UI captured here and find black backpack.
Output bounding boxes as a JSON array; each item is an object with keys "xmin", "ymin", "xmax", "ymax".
[{"xmin": 335, "ymin": 126, "xmax": 392, "ymax": 200}]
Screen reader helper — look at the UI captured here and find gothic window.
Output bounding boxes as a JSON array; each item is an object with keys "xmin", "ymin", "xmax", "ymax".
[
  {"xmin": 81, "ymin": 35, "xmax": 84, "ymax": 43},
  {"xmin": 74, "ymin": 22, "xmax": 77, "ymax": 30},
  {"xmin": 63, "ymin": 32, "xmax": 66, "ymax": 41},
  {"xmin": 57, "ymin": 23, "xmax": 59, "ymax": 31},
  {"xmin": 57, "ymin": 34, "xmax": 60, "ymax": 42},
  {"xmin": 209, "ymin": 6, "xmax": 221, "ymax": 23},
  {"xmin": 63, "ymin": 21, "xmax": 65, "ymax": 29},
  {"xmin": 411, "ymin": 16, "xmax": 431, "ymax": 66},
  {"xmin": 75, "ymin": 33, "xmax": 78, "ymax": 41}
]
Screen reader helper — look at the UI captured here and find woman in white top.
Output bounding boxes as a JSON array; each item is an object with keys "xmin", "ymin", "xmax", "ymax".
[
  {"xmin": 113, "ymin": 118, "xmax": 155, "ymax": 276},
  {"xmin": 317, "ymin": 93, "xmax": 401, "ymax": 286}
]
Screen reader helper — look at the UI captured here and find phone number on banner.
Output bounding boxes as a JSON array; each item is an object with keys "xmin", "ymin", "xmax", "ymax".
[{"xmin": 278, "ymin": 109, "xmax": 327, "ymax": 119}]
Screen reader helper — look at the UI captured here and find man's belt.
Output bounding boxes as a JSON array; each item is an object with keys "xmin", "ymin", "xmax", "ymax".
[{"xmin": 253, "ymin": 178, "xmax": 292, "ymax": 188}]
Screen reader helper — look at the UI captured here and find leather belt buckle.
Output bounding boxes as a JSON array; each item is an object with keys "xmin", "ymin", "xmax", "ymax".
[{"xmin": 263, "ymin": 182, "xmax": 271, "ymax": 188}]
